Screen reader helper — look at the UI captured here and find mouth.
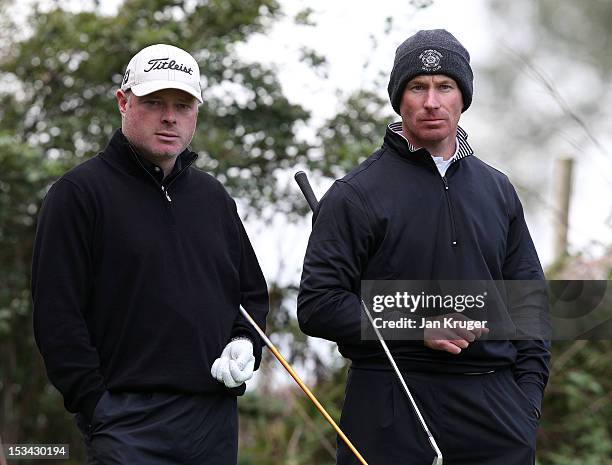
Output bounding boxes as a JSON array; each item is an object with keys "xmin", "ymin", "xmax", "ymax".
[
  {"xmin": 419, "ymin": 119, "xmax": 447, "ymax": 127},
  {"xmin": 156, "ymin": 132, "xmax": 179, "ymax": 141}
]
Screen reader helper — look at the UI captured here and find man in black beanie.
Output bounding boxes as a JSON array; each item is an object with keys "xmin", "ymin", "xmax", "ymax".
[{"xmin": 298, "ymin": 29, "xmax": 550, "ymax": 464}]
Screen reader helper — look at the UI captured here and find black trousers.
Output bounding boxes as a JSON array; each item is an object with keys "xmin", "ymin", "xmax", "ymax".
[
  {"xmin": 75, "ymin": 392, "xmax": 237, "ymax": 465},
  {"xmin": 337, "ymin": 368, "xmax": 539, "ymax": 465}
]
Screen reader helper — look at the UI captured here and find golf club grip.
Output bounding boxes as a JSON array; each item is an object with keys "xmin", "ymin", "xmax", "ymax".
[{"xmin": 294, "ymin": 171, "xmax": 319, "ymax": 212}]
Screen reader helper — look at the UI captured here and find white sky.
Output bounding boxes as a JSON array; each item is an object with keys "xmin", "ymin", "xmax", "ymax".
[{"xmin": 241, "ymin": 0, "xmax": 494, "ymax": 121}]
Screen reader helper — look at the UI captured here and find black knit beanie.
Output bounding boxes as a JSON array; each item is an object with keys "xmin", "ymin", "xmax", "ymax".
[{"xmin": 388, "ymin": 29, "xmax": 473, "ymax": 114}]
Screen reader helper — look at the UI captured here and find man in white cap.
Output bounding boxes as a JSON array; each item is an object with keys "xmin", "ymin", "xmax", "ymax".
[{"xmin": 32, "ymin": 44, "xmax": 269, "ymax": 464}]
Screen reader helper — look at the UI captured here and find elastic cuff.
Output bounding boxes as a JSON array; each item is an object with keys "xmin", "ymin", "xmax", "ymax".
[{"xmin": 79, "ymin": 390, "xmax": 105, "ymax": 424}]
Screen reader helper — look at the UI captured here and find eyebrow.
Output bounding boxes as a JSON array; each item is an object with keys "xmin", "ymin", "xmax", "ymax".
[{"xmin": 409, "ymin": 77, "xmax": 455, "ymax": 85}]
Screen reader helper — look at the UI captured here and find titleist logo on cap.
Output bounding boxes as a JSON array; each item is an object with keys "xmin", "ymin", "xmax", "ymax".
[
  {"xmin": 144, "ymin": 58, "xmax": 193, "ymax": 75},
  {"xmin": 121, "ymin": 44, "xmax": 203, "ymax": 103}
]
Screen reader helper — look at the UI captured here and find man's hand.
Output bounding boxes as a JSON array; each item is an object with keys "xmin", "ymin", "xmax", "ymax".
[
  {"xmin": 211, "ymin": 338, "xmax": 255, "ymax": 388},
  {"xmin": 423, "ymin": 314, "xmax": 489, "ymax": 354}
]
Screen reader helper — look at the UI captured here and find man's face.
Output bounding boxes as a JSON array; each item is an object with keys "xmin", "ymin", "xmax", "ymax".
[
  {"xmin": 399, "ymin": 74, "xmax": 463, "ymax": 149},
  {"xmin": 117, "ymin": 88, "xmax": 198, "ymax": 161}
]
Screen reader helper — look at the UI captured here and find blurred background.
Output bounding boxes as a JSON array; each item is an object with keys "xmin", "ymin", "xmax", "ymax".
[{"xmin": 0, "ymin": 0, "xmax": 610, "ymax": 463}]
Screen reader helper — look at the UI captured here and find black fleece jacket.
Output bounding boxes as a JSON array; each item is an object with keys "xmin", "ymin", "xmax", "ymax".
[
  {"xmin": 32, "ymin": 129, "xmax": 269, "ymax": 421},
  {"xmin": 298, "ymin": 125, "xmax": 550, "ymax": 412}
]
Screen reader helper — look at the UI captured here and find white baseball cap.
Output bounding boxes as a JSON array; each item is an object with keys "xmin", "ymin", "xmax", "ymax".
[{"xmin": 121, "ymin": 44, "xmax": 203, "ymax": 103}]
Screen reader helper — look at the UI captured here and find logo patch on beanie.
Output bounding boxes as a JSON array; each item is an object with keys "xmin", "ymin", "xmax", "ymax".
[{"xmin": 419, "ymin": 49, "xmax": 442, "ymax": 72}]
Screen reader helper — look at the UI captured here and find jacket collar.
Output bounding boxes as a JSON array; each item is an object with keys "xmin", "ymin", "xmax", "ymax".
[
  {"xmin": 383, "ymin": 121, "xmax": 473, "ymax": 167},
  {"xmin": 101, "ymin": 129, "xmax": 198, "ymax": 179}
]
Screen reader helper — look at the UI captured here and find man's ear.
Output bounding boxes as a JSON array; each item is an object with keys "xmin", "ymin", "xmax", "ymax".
[{"xmin": 116, "ymin": 89, "xmax": 129, "ymax": 115}]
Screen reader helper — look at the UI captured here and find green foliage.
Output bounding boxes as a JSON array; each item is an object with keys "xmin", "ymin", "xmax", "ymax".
[
  {"xmin": 315, "ymin": 89, "xmax": 392, "ymax": 179},
  {"xmin": 294, "ymin": 8, "xmax": 316, "ymax": 27},
  {"xmin": 0, "ymin": 133, "xmax": 85, "ymax": 462},
  {"xmin": 298, "ymin": 47, "xmax": 328, "ymax": 78},
  {"xmin": 539, "ymin": 256, "xmax": 612, "ymax": 465},
  {"xmin": 539, "ymin": 342, "xmax": 612, "ymax": 465}
]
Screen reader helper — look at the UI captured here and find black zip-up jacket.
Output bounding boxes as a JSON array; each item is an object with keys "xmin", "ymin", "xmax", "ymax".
[
  {"xmin": 32, "ymin": 129, "xmax": 269, "ymax": 421},
  {"xmin": 298, "ymin": 124, "xmax": 550, "ymax": 412}
]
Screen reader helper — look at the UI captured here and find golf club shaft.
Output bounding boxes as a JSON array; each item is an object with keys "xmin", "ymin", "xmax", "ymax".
[
  {"xmin": 360, "ymin": 299, "xmax": 443, "ymax": 465},
  {"xmin": 238, "ymin": 306, "xmax": 369, "ymax": 465},
  {"xmin": 294, "ymin": 171, "xmax": 443, "ymax": 465}
]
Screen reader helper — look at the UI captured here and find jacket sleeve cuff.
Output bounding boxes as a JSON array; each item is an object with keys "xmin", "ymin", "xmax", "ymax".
[{"xmin": 79, "ymin": 389, "xmax": 106, "ymax": 424}]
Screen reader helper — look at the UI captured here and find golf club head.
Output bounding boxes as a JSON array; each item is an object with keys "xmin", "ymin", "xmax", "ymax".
[{"xmin": 432, "ymin": 456, "xmax": 443, "ymax": 465}]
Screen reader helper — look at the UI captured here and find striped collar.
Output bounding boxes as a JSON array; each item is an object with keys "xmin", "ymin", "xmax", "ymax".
[{"xmin": 387, "ymin": 121, "xmax": 474, "ymax": 162}]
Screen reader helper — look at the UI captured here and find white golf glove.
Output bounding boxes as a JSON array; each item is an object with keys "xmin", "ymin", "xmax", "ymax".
[{"xmin": 211, "ymin": 338, "xmax": 255, "ymax": 388}]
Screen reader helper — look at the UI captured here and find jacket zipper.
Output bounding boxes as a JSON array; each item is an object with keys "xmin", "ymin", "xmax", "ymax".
[
  {"xmin": 442, "ymin": 176, "xmax": 458, "ymax": 247},
  {"xmin": 128, "ymin": 145, "xmax": 196, "ymax": 202},
  {"xmin": 161, "ymin": 185, "xmax": 172, "ymax": 202},
  {"xmin": 162, "ymin": 157, "xmax": 196, "ymax": 201}
]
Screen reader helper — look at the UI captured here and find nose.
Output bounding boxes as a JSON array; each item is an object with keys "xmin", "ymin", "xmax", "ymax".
[
  {"xmin": 161, "ymin": 105, "xmax": 177, "ymax": 124},
  {"xmin": 424, "ymin": 89, "xmax": 441, "ymax": 110}
]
